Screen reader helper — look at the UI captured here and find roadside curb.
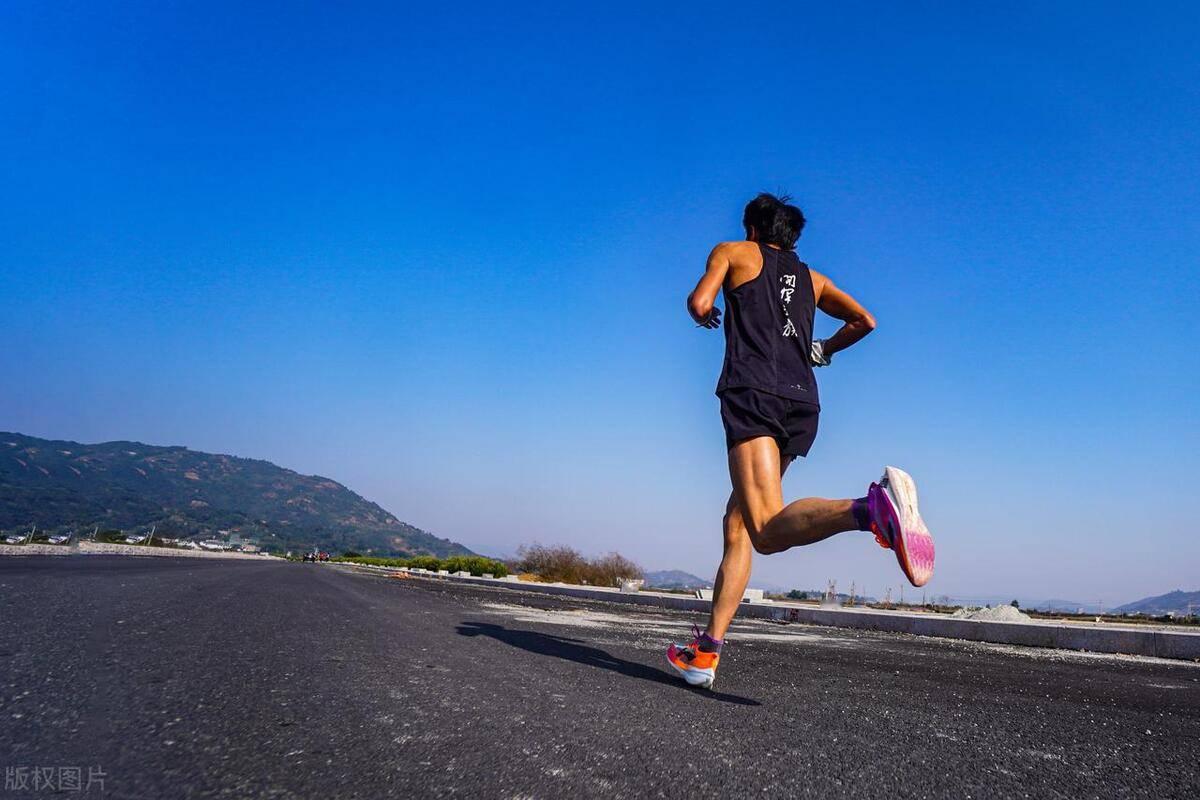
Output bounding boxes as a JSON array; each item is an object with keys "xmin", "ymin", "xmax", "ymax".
[{"xmin": 340, "ymin": 563, "xmax": 1200, "ymax": 662}]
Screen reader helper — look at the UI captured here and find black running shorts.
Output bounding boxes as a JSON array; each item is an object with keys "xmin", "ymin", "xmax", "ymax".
[{"xmin": 718, "ymin": 387, "xmax": 820, "ymax": 457}]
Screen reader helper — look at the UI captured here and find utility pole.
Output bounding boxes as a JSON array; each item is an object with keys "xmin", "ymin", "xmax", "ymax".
[{"xmin": 25, "ymin": 524, "xmax": 36, "ymax": 545}]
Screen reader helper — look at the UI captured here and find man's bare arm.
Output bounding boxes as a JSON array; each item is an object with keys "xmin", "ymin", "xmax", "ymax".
[
  {"xmin": 687, "ymin": 243, "xmax": 733, "ymax": 328},
  {"xmin": 811, "ymin": 269, "xmax": 876, "ymax": 357}
]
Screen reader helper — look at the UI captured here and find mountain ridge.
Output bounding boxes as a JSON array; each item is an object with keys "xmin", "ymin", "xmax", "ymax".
[
  {"xmin": 0, "ymin": 432, "xmax": 472, "ymax": 557},
  {"xmin": 1114, "ymin": 589, "xmax": 1200, "ymax": 616}
]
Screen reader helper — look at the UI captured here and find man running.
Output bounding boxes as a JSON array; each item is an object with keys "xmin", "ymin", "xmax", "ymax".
[{"xmin": 667, "ymin": 193, "xmax": 935, "ymax": 689}]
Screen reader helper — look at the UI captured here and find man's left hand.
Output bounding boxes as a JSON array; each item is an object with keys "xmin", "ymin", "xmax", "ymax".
[{"xmin": 811, "ymin": 338, "xmax": 832, "ymax": 366}]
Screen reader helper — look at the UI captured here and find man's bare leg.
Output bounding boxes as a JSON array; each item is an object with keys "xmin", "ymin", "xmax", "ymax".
[
  {"xmin": 729, "ymin": 436, "xmax": 864, "ymax": 556},
  {"xmin": 705, "ymin": 498, "xmax": 751, "ymax": 641},
  {"xmin": 705, "ymin": 454, "xmax": 794, "ymax": 640},
  {"xmin": 667, "ymin": 436, "xmax": 869, "ymax": 686}
]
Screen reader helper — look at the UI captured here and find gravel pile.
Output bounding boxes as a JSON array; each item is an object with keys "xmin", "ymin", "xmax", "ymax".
[{"xmin": 951, "ymin": 605, "xmax": 1032, "ymax": 622}]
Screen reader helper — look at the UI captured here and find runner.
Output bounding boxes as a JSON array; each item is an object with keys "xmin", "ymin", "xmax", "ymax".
[{"xmin": 667, "ymin": 193, "xmax": 935, "ymax": 689}]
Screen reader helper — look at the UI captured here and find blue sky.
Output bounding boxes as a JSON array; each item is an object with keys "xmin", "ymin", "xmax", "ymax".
[{"xmin": 2, "ymin": 2, "xmax": 1197, "ymax": 604}]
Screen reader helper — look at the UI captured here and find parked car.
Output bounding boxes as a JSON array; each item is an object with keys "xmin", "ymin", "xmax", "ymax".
[{"xmin": 302, "ymin": 552, "xmax": 317, "ymax": 562}]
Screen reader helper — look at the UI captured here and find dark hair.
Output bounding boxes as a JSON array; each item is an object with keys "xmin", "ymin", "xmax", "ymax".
[{"xmin": 742, "ymin": 192, "xmax": 806, "ymax": 249}]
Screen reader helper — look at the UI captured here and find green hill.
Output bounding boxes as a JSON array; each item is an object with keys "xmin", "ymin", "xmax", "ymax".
[
  {"xmin": 0, "ymin": 432, "xmax": 472, "ymax": 557},
  {"xmin": 1114, "ymin": 589, "xmax": 1200, "ymax": 617}
]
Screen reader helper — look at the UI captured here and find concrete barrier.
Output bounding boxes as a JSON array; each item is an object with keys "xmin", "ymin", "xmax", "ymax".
[
  {"xmin": 339, "ymin": 563, "xmax": 1200, "ymax": 661},
  {"xmin": 0, "ymin": 542, "xmax": 275, "ymax": 560},
  {"xmin": 0, "ymin": 543, "xmax": 73, "ymax": 556},
  {"xmin": 695, "ymin": 588, "xmax": 770, "ymax": 604}
]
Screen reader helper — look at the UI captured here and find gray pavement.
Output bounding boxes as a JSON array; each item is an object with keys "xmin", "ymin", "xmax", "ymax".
[{"xmin": 1, "ymin": 557, "xmax": 1197, "ymax": 798}]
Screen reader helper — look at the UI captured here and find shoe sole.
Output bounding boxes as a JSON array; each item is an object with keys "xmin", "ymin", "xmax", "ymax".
[
  {"xmin": 665, "ymin": 652, "xmax": 715, "ymax": 689},
  {"xmin": 880, "ymin": 465, "xmax": 935, "ymax": 587}
]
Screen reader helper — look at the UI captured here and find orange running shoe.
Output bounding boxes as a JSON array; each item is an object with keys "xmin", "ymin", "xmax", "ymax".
[{"xmin": 666, "ymin": 625, "xmax": 720, "ymax": 689}]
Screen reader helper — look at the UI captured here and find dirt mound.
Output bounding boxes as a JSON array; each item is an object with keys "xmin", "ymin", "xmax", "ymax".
[{"xmin": 951, "ymin": 605, "xmax": 1032, "ymax": 622}]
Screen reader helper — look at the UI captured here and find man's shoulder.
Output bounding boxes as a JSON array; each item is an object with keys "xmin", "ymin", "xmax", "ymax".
[{"xmin": 713, "ymin": 240, "xmax": 759, "ymax": 262}]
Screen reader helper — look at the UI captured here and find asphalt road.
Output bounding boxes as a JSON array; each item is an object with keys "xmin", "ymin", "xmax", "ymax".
[{"xmin": 1, "ymin": 557, "xmax": 1197, "ymax": 799}]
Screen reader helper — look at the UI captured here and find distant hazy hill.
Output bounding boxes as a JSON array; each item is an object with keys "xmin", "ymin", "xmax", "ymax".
[
  {"xmin": 644, "ymin": 569, "xmax": 710, "ymax": 590},
  {"xmin": 0, "ymin": 432, "xmax": 472, "ymax": 557},
  {"xmin": 645, "ymin": 569, "xmax": 801, "ymax": 594},
  {"xmin": 1036, "ymin": 599, "xmax": 1103, "ymax": 614},
  {"xmin": 1114, "ymin": 590, "xmax": 1200, "ymax": 616}
]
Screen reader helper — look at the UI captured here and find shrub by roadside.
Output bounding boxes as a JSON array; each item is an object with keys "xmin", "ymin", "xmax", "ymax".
[
  {"xmin": 335, "ymin": 553, "xmax": 509, "ymax": 578},
  {"xmin": 513, "ymin": 544, "xmax": 642, "ymax": 587},
  {"xmin": 336, "ymin": 545, "xmax": 643, "ymax": 587}
]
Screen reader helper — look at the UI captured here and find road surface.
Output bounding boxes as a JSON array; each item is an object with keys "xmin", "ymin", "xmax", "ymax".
[{"xmin": 1, "ymin": 557, "xmax": 1197, "ymax": 798}]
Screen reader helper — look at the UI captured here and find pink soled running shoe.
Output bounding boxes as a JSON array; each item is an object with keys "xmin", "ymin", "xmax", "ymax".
[{"xmin": 868, "ymin": 466, "xmax": 935, "ymax": 587}]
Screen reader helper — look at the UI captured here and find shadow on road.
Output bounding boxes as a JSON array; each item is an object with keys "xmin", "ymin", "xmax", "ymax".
[{"xmin": 456, "ymin": 621, "xmax": 760, "ymax": 706}]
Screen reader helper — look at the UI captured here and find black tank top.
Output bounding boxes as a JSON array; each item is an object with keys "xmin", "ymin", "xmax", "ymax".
[{"xmin": 716, "ymin": 244, "xmax": 819, "ymax": 406}]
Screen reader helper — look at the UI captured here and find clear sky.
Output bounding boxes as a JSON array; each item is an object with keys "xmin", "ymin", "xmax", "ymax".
[{"xmin": 2, "ymin": 2, "xmax": 1198, "ymax": 604}]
